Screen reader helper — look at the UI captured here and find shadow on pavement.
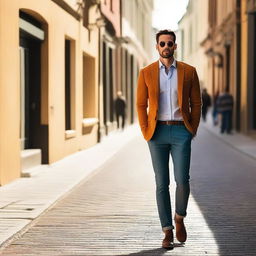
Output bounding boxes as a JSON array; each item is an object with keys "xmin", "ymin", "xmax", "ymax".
[
  {"xmin": 115, "ymin": 248, "xmax": 166, "ymax": 256},
  {"xmin": 115, "ymin": 243, "xmax": 184, "ymax": 256},
  {"xmin": 190, "ymin": 127, "xmax": 256, "ymax": 255}
]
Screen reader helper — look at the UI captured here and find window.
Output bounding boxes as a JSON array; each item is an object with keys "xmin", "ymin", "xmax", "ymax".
[
  {"xmin": 83, "ymin": 54, "xmax": 96, "ymax": 119},
  {"xmin": 65, "ymin": 38, "xmax": 76, "ymax": 133}
]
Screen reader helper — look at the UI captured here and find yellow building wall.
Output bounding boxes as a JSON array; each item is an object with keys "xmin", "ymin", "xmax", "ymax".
[
  {"xmin": 0, "ymin": 1, "xmax": 21, "ymax": 185},
  {"xmin": 0, "ymin": 0, "xmax": 99, "ymax": 185},
  {"xmin": 240, "ymin": 0, "xmax": 248, "ymax": 133}
]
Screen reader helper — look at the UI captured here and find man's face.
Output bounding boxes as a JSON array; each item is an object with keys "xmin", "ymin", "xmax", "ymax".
[{"xmin": 156, "ymin": 34, "xmax": 177, "ymax": 59}]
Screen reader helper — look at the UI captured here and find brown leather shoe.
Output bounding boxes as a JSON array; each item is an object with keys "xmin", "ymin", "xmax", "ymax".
[
  {"xmin": 162, "ymin": 229, "xmax": 174, "ymax": 250},
  {"xmin": 174, "ymin": 214, "xmax": 187, "ymax": 243}
]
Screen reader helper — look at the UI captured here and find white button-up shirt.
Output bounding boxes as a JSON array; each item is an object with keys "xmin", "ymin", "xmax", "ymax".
[{"xmin": 157, "ymin": 59, "xmax": 183, "ymax": 121}]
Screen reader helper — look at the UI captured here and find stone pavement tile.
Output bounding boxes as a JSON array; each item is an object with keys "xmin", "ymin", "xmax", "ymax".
[
  {"xmin": 0, "ymin": 125, "xmax": 139, "ymax": 248},
  {"xmin": 0, "ymin": 129, "xmax": 218, "ymax": 256},
  {"xmin": 202, "ymin": 111, "xmax": 256, "ymax": 160},
  {"xmin": 0, "ymin": 219, "xmax": 30, "ymax": 248},
  {"xmin": 1, "ymin": 125, "xmax": 256, "ymax": 255},
  {"xmin": 190, "ymin": 126, "xmax": 256, "ymax": 256}
]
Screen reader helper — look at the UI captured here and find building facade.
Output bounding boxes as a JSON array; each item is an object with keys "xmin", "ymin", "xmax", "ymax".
[
  {"xmin": 97, "ymin": 0, "xmax": 154, "ymax": 137},
  {"xmin": 178, "ymin": 0, "xmax": 209, "ymax": 91},
  {"xmin": 120, "ymin": 0, "xmax": 154, "ymax": 124},
  {"xmin": 97, "ymin": 0, "xmax": 121, "ymax": 137},
  {"xmin": 179, "ymin": 0, "xmax": 256, "ymax": 137},
  {"xmin": 201, "ymin": 0, "xmax": 256, "ymax": 135},
  {"xmin": 241, "ymin": 0, "xmax": 256, "ymax": 134},
  {"xmin": 0, "ymin": 0, "xmax": 154, "ymax": 186},
  {"xmin": 201, "ymin": 0, "xmax": 241, "ymax": 131},
  {"xmin": 0, "ymin": 0, "xmax": 100, "ymax": 185}
]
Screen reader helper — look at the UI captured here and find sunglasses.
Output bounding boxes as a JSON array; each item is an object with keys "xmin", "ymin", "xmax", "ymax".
[{"xmin": 159, "ymin": 41, "xmax": 174, "ymax": 48}]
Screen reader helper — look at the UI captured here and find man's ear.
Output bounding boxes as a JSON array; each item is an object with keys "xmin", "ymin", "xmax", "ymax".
[
  {"xmin": 174, "ymin": 44, "xmax": 177, "ymax": 50},
  {"xmin": 155, "ymin": 44, "xmax": 158, "ymax": 51}
]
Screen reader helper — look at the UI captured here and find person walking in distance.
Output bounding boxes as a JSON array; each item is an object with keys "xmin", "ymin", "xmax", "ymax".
[
  {"xmin": 201, "ymin": 88, "xmax": 211, "ymax": 122},
  {"xmin": 114, "ymin": 91, "xmax": 126, "ymax": 130},
  {"xmin": 136, "ymin": 30, "xmax": 201, "ymax": 249},
  {"xmin": 216, "ymin": 88, "xmax": 234, "ymax": 134}
]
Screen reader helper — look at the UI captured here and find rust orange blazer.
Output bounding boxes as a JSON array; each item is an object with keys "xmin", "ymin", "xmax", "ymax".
[{"xmin": 136, "ymin": 60, "xmax": 201, "ymax": 141}]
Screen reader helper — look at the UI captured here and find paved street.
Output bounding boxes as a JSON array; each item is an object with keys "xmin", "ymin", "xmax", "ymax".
[{"xmin": 1, "ymin": 125, "xmax": 256, "ymax": 256}]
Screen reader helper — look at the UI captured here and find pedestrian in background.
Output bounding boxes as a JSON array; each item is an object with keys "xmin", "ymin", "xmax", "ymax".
[
  {"xmin": 201, "ymin": 88, "xmax": 211, "ymax": 122},
  {"xmin": 212, "ymin": 90, "xmax": 219, "ymax": 126},
  {"xmin": 114, "ymin": 91, "xmax": 126, "ymax": 130},
  {"xmin": 216, "ymin": 89, "xmax": 234, "ymax": 134},
  {"xmin": 136, "ymin": 29, "xmax": 201, "ymax": 250}
]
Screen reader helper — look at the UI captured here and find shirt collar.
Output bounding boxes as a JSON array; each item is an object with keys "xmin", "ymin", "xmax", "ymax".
[{"xmin": 159, "ymin": 59, "xmax": 177, "ymax": 69}]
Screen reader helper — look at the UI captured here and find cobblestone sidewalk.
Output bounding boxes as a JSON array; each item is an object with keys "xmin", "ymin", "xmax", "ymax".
[{"xmin": 1, "ymin": 125, "xmax": 256, "ymax": 255}]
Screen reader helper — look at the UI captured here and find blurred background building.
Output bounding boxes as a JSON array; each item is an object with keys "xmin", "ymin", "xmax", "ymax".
[
  {"xmin": 0, "ymin": 0, "xmax": 153, "ymax": 185},
  {"xmin": 178, "ymin": 0, "xmax": 256, "ymax": 137},
  {"xmin": 98, "ymin": 0, "xmax": 153, "ymax": 137},
  {"xmin": 178, "ymin": 0, "xmax": 208, "ymax": 90}
]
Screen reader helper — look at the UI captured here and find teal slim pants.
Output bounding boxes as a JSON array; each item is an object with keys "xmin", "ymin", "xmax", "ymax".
[{"xmin": 148, "ymin": 123, "xmax": 192, "ymax": 231}]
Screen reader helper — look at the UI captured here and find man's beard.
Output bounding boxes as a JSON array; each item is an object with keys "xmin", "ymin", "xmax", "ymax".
[{"xmin": 160, "ymin": 50, "xmax": 173, "ymax": 58}]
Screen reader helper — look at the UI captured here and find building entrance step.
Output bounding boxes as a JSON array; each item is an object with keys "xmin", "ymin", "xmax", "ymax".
[{"xmin": 21, "ymin": 149, "xmax": 42, "ymax": 177}]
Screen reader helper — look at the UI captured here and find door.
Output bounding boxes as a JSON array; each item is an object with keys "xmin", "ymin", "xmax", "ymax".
[{"xmin": 20, "ymin": 28, "xmax": 48, "ymax": 163}]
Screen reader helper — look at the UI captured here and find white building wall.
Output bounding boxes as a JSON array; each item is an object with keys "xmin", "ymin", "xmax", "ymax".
[{"xmin": 178, "ymin": 0, "xmax": 209, "ymax": 90}]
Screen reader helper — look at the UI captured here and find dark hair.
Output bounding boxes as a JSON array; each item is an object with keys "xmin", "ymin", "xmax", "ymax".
[{"xmin": 156, "ymin": 29, "xmax": 176, "ymax": 43}]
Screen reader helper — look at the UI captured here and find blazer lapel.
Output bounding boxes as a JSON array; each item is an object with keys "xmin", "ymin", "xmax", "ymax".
[{"xmin": 177, "ymin": 61, "xmax": 184, "ymax": 107}]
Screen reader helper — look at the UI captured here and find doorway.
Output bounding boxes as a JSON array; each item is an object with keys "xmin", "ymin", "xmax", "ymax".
[{"xmin": 19, "ymin": 11, "xmax": 48, "ymax": 163}]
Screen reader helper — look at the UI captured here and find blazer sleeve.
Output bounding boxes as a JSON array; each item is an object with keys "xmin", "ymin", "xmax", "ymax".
[
  {"xmin": 136, "ymin": 69, "xmax": 148, "ymax": 131},
  {"xmin": 190, "ymin": 68, "xmax": 202, "ymax": 135}
]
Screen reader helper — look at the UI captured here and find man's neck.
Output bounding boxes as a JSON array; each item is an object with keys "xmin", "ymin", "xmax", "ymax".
[{"xmin": 159, "ymin": 57, "xmax": 174, "ymax": 68}]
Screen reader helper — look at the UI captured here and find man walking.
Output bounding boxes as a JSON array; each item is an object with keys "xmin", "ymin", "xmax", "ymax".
[
  {"xmin": 216, "ymin": 89, "xmax": 234, "ymax": 134},
  {"xmin": 136, "ymin": 30, "xmax": 201, "ymax": 249},
  {"xmin": 201, "ymin": 88, "xmax": 211, "ymax": 121},
  {"xmin": 114, "ymin": 91, "xmax": 126, "ymax": 130}
]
